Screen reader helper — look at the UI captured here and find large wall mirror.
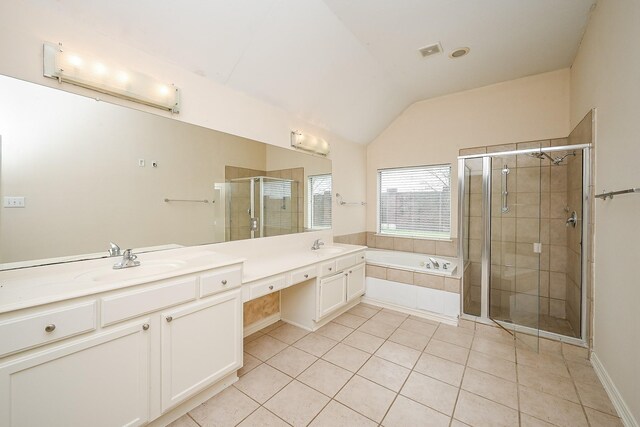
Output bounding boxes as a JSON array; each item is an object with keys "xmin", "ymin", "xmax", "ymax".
[{"xmin": 0, "ymin": 75, "xmax": 332, "ymax": 270}]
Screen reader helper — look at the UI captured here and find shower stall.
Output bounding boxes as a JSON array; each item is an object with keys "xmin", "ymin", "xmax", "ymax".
[
  {"xmin": 227, "ymin": 176, "xmax": 300, "ymax": 240},
  {"xmin": 458, "ymin": 144, "xmax": 591, "ymax": 349}
]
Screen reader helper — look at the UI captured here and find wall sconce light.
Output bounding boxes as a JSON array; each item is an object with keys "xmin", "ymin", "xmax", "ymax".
[
  {"xmin": 290, "ymin": 131, "xmax": 330, "ymax": 156},
  {"xmin": 43, "ymin": 42, "xmax": 181, "ymax": 113}
]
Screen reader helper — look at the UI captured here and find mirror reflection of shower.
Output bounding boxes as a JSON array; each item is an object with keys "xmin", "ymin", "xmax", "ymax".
[{"xmin": 528, "ymin": 150, "xmax": 576, "ymax": 165}]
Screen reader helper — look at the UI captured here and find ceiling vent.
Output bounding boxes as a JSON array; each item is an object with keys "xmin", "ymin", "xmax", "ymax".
[{"xmin": 418, "ymin": 42, "xmax": 442, "ymax": 58}]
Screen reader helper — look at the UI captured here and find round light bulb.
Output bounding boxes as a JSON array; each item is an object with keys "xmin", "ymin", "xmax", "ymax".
[{"xmin": 68, "ymin": 55, "xmax": 83, "ymax": 67}]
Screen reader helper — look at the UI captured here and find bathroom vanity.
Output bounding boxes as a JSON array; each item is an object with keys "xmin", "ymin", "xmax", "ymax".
[{"xmin": 0, "ymin": 237, "xmax": 365, "ymax": 427}]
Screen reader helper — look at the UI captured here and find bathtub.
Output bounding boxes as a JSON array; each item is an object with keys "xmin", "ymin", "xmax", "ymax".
[
  {"xmin": 365, "ymin": 249, "xmax": 458, "ymax": 276},
  {"xmin": 363, "ymin": 249, "xmax": 461, "ymax": 322}
]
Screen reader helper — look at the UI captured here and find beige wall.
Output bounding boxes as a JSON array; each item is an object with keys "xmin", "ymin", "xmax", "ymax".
[
  {"xmin": 0, "ymin": 1, "xmax": 366, "ymax": 238},
  {"xmin": 570, "ymin": 0, "xmax": 640, "ymax": 422},
  {"xmin": 367, "ymin": 69, "xmax": 571, "ymax": 237}
]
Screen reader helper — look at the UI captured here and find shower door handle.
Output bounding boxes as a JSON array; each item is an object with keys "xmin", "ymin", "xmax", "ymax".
[{"xmin": 249, "ymin": 217, "xmax": 258, "ymax": 231}]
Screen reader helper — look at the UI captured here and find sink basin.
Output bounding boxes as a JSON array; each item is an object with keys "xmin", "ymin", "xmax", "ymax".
[
  {"xmin": 75, "ymin": 259, "xmax": 187, "ymax": 282},
  {"xmin": 312, "ymin": 246, "xmax": 346, "ymax": 255}
]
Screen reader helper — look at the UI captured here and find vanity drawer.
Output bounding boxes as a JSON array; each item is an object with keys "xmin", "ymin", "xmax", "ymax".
[
  {"xmin": 354, "ymin": 251, "xmax": 366, "ymax": 264},
  {"xmin": 200, "ymin": 266, "xmax": 242, "ymax": 297},
  {"xmin": 290, "ymin": 266, "xmax": 317, "ymax": 285},
  {"xmin": 336, "ymin": 254, "xmax": 357, "ymax": 271},
  {"xmin": 0, "ymin": 301, "xmax": 96, "ymax": 357},
  {"xmin": 320, "ymin": 260, "xmax": 337, "ymax": 277},
  {"xmin": 101, "ymin": 277, "xmax": 197, "ymax": 326},
  {"xmin": 248, "ymin": 275, "xmax": 286, "ymax": 300}
]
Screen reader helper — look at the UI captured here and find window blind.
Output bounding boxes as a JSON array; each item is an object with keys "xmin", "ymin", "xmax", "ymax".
[
  {"xmin": 308, "ymin": 174, "xmax": 332, "ymax": 229},
  {"xmin": 378, "ymin": 165, "xmax": 451, "ymax": 238}
]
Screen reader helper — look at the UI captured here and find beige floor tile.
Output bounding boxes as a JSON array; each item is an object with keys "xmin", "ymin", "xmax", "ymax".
[
  {"xmin": 520, "ymin": 413, "xmax": 556, "ymax": 426},
  {"xmin": 292, "ymin": 332, "xmax": 338, "ymax": 357},
  {"xmin": 239, "ymin": 352, "xmax": 261, "ymax": 377},
  {"xmin": 519, "ymin": 385, "xmax": 588, "ymax": 427},
  {"xmin": 264, "ymin": 380, "xmax": 330, "ymax": 427},
  {"xmin": 453, "ymin": 390, "xmax": 519, "ymax": 427},
  {"xmin": 359, "ymin": 302, "xmax": 383, "ymax": 311},
  {"xmin": 575, "ymin": 380, "xmax": 617, "ymax": 415},
  {"xmin": 433, "ymin": 326, "xmax": 474, "ymax": 348},
  {"xmin": 425, "ymin": 339, "xmax": 470, "ymax": 365},
  {"xmin": 471, "ymin": 336, "xmax": 516, "ymax": 362},
  {"xmin": 236, "ymin": 407, "xmax": 289, "ymax": 427},
  {"xmin": 348, "ymin": 304, "xmax": 380, "ymax": 319},
  {"xmin": 243, "ymin": 331, "xmax": 264, "ymax": 345},
  {"xmin": 267, "ymin": 323, "xmax": 309, "ymax": 345},
  {"xmin": 189, "ymin": 386, "xmax": 259, "ymax": 427},
  {"xmin": 399, "ymin": 318, "xmax": 438, "ymax": 336},
  {"xmin": 297, "ymin": 359, "xmax": 353, "ymax": 397},
  {"xmin": 357, "ymin": 356, "xmax": 410, "ymax": 392},
  {"xmin": 261, "ymin": 320, "xmax": 285, "ymax": 333},
  {"xmin": 400, "ymin": 371, "xmax": 459, "ymax": 416},
  {"xmin": 382, "ymin": 395, "xmax": 450, "ymax": 427},
  {"xmin": 244, "ymin": 335, "xmax": 288, "ymax": 361},
  {"xmin": 335, "ymin": 375, "xmax": 396, "ymax": 423},
  {"xmin": 517, "ymin": 348, "xmax": 570, "ymax": 378},
  {"xmin": 413, "ymin": 353, "xmax": 465, "ymax": 386},
  {"xmin": 461, "ymin": 367, "xmax": 518, "ymax": 409},
  {"xmin": 375, "ymin": 340, "xmax": 421, "ymax": 368},
  {"xmin": 309, "ymin": 400, "xmax": 377, "ymax": 427},
  {"xmin": 562, "ymin": 342, "xmax": 589, "ymax": 361},
  {"xmin": 357, "ymin": 319, "xmax": 398, "ymax": 339},
  {"xmin": 267, "ymin": 346, "xmax": 317, "ymax": 377},
  {"xmin": 322, "ymin": 342, "xmax": 371, "ymax": 372},
  {"xmin": 316, "ymin": 322, "xmax": 354, "ymax": 341},
  {"xmin": 333, "ymin": 312, "xmax": 368, "ymax": 328},
  {"xmin": 584, "ymin": 407, "xmax": 624, "ymax": 427},
  {"xmin": 234, "ymin": 364, "xmax": 292, "ymax": 404},
  {"xmin": 517, "ymin": 364, "xmax": 579, "ymax": 403},
  {"xmin": 474, "ymin": 324, "xmax": 515, "ymax": 344},
  {"xmin": 408, "ymin": 314, "xmax": 440, "ymax": 325},
  {"xmin": 450, "ymin": 420, "xmax": 473, "ymax": 427},
  {"xmin": 371, "ymin": 310, "xmax": 407, "ymax": 327},
  {"xmin": 388, "ymin": 327, "xmax": 430, "ymax": 351},
  {"xmin": 342, "ymin": 330, "xmax": 385, "ymax": 353},
  {"xmin": 166, "ymin": 414, "xmax": 199, "ymax": 427},
  {"xmin": 467, "ymin": 350, "xmax": 516, "ymax": 382},
  {"xmin": 566, "ymin": 359, "xmax": 600, "ymax": 385},
  {"xmin": 458, "ymin": 318, "xmax": 476, "ymax": 331}
]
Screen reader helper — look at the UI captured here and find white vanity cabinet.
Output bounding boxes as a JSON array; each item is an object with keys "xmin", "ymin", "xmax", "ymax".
[
  {"xmin": 160, "ymin": 289, "xmax": 242, "ymax": 412},
  {"xmin": 346, "ymin": 263, "xmax": 366, "ymax": 301},
  {"xmin": 318, "ymin": 272, "xmax": 348, "ymax": 318},
  {"xmin": 0, "ymin": 318, "xmax": 151, "ymax": 427}
]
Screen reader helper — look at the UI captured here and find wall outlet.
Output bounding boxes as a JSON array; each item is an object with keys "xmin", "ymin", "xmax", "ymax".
[
  {"xmin": 4, "ymin": 196, "xmax": 25, "ymax": 208},
  {"xmin": 138, "ymin": 159, "xmax": 145, "ymax": 167}
]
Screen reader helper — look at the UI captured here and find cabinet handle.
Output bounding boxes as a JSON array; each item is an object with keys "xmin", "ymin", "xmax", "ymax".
[
  {"xmin": 142, "ymin": 323, "xmax": 150, "ymax": 331},
  {"xmin": 328, "ymin": 267, "xmax": 332, "ymax": 271},
  {"xmin": 221, "ymin": 279, "xmax": 228, "ymax": 285},
  {"xmin": 166, "ymin": 316, "xmax": 173, "ymax": 323},
  {"xmin": 345, "ymin": 273, "xmax": 349, "ymax": 277},
  {"xmin": 269, "ymin": 285, "xmax": 274, "ymax": 290},
  {"xmin": 44, "ymin": 324, "xmax": 56, "ymax": 333},
  {"xmin": 304, "ymin": 274, "xmax": 309, "ymax": 278},
  {"xmin": 349, "ymin": 270, "xmax": 353, "ymax": 274}
]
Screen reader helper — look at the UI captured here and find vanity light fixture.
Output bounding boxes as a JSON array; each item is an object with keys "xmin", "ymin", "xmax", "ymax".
[
  {"xmin": 43, "ymin": 42, "xmax": 181, "ymax": 113},
  {"xmin": 291, "ymin": 131, "xmax": 330, "ymax": 156}
]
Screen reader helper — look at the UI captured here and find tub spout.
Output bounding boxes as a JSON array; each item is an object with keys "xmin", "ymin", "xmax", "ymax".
[{"xmin": 429, "ymin": 257, "xmax": 440, "ymax": 269}]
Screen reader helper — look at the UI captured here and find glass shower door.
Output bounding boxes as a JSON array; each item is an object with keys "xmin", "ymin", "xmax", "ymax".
[{"xmin": 490, "ymin": 152, "xmax": 541, "ymax": 350}]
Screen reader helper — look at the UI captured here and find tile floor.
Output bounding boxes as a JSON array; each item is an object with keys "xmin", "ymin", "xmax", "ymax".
[{"xmin": 169, "ymin": 303, "xmax": 622, "ymax": 427}]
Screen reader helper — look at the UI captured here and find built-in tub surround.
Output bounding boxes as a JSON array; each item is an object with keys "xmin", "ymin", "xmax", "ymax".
[{"xmin": 366, "ymin": 249, "xmax": 458, "ymax": 277}]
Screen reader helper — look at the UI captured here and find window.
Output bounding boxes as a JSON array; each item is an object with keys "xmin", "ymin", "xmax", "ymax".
[
  {"xmin": 308, "ymin": 174, "xmax": 332, "ymax": 229},
  {"xmin": 378, "ymin": 164, "xmax": 451, "ymax": 238}
]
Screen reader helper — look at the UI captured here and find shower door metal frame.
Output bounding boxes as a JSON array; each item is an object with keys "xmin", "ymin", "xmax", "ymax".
[{"xmin": 458, "ymin": 143, "xmax": 592, "ymax": 345}]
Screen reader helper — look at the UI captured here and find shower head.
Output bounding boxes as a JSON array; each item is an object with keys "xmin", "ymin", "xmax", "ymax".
[
  {"xmin": 551, "ymin": 151, "xmax": 576, "ymax": 165},
  {"xmin": 528, "ymin": 150, "xmax": 576, "ymax": 165}
]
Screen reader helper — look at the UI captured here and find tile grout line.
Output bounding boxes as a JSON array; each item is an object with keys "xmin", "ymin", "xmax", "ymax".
[{"xmin": 445, "ymin": 321, "xmax": 473, "ymax": 427}]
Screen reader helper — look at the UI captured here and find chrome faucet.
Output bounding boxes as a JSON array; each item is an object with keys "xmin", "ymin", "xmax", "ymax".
[
  {"xmin": 108, "ymin": 242, "xmax": 121, "ymax": 257},
  {"xmin": 311, "ymin": 239, "xmax": 325, "ymax": 250},
  {"xmin": 113, "ymin": 249, "xmax": 140, "ymax": 270},
  {"xmin": 429, "ymin": 257, "xmax": 440, "ymax": 269}
]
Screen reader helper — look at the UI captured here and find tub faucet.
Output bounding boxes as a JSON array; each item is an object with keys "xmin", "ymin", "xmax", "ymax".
[
  {"xmin": 311, "ymin": 239, "xmax": 325, "ymax": 250},
  {"xmin": 429, "ymin": 257, "xmax": 440, "ymax": 269},
  {"xmin": 113, "ymin": 249, "xmax": 140, "ymax": 270}
]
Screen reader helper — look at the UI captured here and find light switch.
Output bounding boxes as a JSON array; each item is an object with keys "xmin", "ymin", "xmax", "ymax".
[
  {"xmin": 138, "ymin": 159, "xmax": 145, "ymax": 167},
  {"xmin": 4, "ymin": 197, "xmax": 25, "ymax": 208}
]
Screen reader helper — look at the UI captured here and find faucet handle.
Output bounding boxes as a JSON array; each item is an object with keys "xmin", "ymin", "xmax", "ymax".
[{"xmin": 108, "ymin": 242, "xmax": 121, "ymax": 257}]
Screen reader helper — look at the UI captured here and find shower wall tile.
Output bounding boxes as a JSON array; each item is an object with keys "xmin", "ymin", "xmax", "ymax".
[
  {"xmin": 486, "ymin": 143, "xmax": 517, "ymax": 153},
  {"xmin": 459, "ymin": 146, "xmax": 487, "ymax": 156},
  {"xmin": 549, "ymin": 245, "xmax": 568, "ymax": 272},
  {"xmin": 413, "ymin": 272, "xmax": 444, "ymax": 290},
  {"xmin": 436, "ymin": 239, "xmax": 458, "ymax": 257},
  {"xmin": 515, "ymin": 218, "xmax": 540, "ymax": 243},
  {"xmin": 386, "ymin": 268, "xmax": 413, "ymax": 285},
  {"xmin": 413, "ymin": 239, "xmax": 436, "ymax": 254},
  {"xmin": 393, "ymin": 237, "xmax": 414, "ymax": 252}
]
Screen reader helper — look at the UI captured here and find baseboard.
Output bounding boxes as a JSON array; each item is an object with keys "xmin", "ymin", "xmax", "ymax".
[
  {"xmin": 361, "ymin": 297, "xmax": 458, "ymax": 326},
  {"xmin": 243, "ymin": 312, "xmax": 281, "ymax": 337},
  {"xmin": 591, "ymin": 352, "xmax": 638, "ymax": 427}
]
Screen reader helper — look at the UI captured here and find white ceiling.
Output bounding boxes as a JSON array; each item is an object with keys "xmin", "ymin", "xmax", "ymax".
[{"xmin": 31, "ymin": 0, "xmax": 595, "ymax": 144}]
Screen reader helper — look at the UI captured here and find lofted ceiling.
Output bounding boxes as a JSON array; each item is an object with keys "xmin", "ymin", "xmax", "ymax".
[{"xmin": 30, "ymin": 0, "xmax": 595, "ymax": 144}]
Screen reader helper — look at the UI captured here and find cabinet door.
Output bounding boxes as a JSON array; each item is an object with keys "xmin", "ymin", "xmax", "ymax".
[
  {"xmin": 346, "ymin": 263, "xmax": 366, "ymax": 301},
  {"xmin": 318, "ymin": 273, "xmax": 347, "ymax": 318},
  {"xmin": 161, "ymin": 289, "xmax": 242, "ymax": 412},
  {"xmin": 0, "ymin": 320, "xmax": 150, "ymax": 427}
]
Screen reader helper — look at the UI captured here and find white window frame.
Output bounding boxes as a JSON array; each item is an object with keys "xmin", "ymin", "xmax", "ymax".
[{"xmin": 307, "ymin": 173, "xmax": 332, "ymax": 230}]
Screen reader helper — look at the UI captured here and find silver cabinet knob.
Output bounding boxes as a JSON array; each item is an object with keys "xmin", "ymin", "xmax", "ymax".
[
  {"xmin": 221, "ymin": 279, "xmax": 228, "ymax": 285},
  {"xmin": 344, "ymin": 273, "xmax": 349, "ymax": 276},
  {"xmin": 349, "ymin": 270, "xmax": 353, "ymax": 274},
  {"xmin": 45, "ymin": 324, "xmax": 56, "ymax": 333},
  {"xmin": 166, "ymin": 316, "xmax": 173, "ymax": 322},
  {"xmin": 328, "ymin": 267, "xmax": 332, "ymax": 271},
  {"xmin": 142, "ymin": 323, "xmax": 150, "ymax": 330},
  {"xmin": 269, "ymin": 285, "xmax": 274, "ymax": 290},
  {"xmin": 304, "ymin": 274, "xmax": 309, "ymax": 278}
]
